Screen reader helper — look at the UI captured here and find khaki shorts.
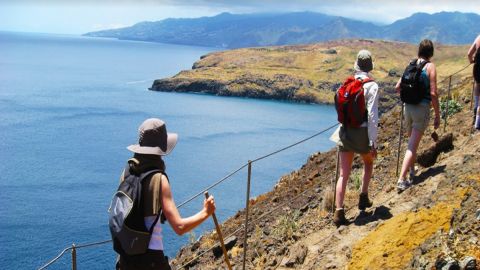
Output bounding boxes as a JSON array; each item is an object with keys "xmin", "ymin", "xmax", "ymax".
[
  {"xmin": 338, "ymin": 126, "xmax": 370, "ymax": 154},
  {"xmin": 404, "ymin": 103, "xmax": 430, "ymax": 133}
]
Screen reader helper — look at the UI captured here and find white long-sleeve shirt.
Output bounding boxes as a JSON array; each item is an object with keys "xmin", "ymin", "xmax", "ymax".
[{"xmin": 355, "ymin": 71, "xmax": 379, "ymax": 147}]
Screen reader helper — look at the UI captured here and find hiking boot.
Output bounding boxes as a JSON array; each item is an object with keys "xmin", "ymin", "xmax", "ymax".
[
  {"xmin": 397, "ymin": 180, "xmax": 411, "ymax": 193},
  {"xmin": 333, "ymin": 208, "xmax": 347, "ymax": 227},
  {"xmin": 358, "ymin": 192, "xmax": 373, "ymax": 210}
]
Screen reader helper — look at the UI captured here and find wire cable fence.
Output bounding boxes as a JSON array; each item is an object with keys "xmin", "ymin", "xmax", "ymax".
[
  {"xmin": 37, "ymin": 63, "xmax": 474, "ymax": 270},
  {"xmin": 37, "ymin": 122, "xmax": 339, "ymax": 270}
]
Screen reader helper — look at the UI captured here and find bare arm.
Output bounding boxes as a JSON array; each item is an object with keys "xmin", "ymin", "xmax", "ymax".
[
  {"xmin": 395, "ymin": 77, "xmax": 402, "ymax": 93},
  {"xmin": 468, "ymin": 36, "xmax": 480, "ymax": 63},
  {"xmin": 428, "ymin": 63, "xmax": 440, "ymax": 129},
  {"xmin": 161, "ymin": 175, "xmax": 216, "ymax": 235}
]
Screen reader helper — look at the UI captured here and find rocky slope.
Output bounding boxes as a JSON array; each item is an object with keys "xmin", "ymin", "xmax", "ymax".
[
  {"xmin": 169, "ymin": 65, "xmax": 479, "ymax": 268},
  {"xmin": 150, "ymin": 39, "xmax": 469, "ymax": 106}
]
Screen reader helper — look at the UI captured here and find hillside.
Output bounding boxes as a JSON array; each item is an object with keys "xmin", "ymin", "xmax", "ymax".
[
  {"xmin": 150, "ymin": 39, "xmax": 470, "ymax": 107},
  {"xmin": 84, "ymin": 11, "xmax": 480, "ymax": 47},
  {"xmin": 169, "ymin": 67, "xmax": 480, "ymax": 269}
]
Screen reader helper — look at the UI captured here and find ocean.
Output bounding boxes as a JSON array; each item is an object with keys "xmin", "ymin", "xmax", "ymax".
[{"xmin": 0, "ymin": 32, "xmax": 336, "ymax": 269}]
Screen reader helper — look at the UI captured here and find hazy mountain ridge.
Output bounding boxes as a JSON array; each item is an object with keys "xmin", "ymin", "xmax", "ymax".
[{"xmin": 84, "ymin": 11, "xmax": 480, "ymax": 47}]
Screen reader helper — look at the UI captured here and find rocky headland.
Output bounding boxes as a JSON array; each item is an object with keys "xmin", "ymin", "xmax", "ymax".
[{"xmin": 150, "ymin": 39, "xmax": 469, "ymax": 110}]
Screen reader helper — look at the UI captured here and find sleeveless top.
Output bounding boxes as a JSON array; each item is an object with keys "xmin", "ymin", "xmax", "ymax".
[{"xmin": 419, "ymin": 59, "xmax": 432, "ymax": 104}]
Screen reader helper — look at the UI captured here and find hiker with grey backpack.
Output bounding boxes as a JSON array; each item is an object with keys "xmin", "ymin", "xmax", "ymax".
[
  {"xmin": 109, "ymin": 118, "xmax": 216, "ymax": 270},
  {"xmin": 396, "ymin": 39, "xmax": 440, "ymax": 193}
]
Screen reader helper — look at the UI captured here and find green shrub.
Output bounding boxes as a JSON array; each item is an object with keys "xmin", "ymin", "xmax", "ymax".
[
  {"xmin": 440, "ymin": 99, "xmax": 462, "ymax": 119},
  {"xmin": 272, "ymin": 210, "xmax": 301, "ymax": 240},
  {"xmin": 351, "ymin": 170, "xmax": 362, "ymax": 191}
]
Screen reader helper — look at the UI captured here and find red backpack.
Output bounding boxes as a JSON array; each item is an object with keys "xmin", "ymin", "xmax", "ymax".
[{"xmin": 334, "ymin": 76, "xmax": 373, "ymax": 128}]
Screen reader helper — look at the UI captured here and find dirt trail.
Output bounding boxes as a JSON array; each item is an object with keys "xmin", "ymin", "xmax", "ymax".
[{"xmin": 276, "ymin": 109, "xmax": 480, "ymax": 270}]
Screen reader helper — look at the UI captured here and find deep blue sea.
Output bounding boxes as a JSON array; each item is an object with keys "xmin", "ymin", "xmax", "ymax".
[{"xmin": 0, "ymin": 32, "xmax": 336, "ymax": 269}]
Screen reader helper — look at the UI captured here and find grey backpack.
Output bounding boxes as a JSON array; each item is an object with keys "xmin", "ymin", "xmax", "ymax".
[{"xmin": 108, "ymin": 162, "xmax": 162, "ymax": 256}]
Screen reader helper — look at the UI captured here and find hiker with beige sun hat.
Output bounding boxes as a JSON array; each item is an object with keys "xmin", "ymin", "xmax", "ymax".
[{"xmin": 331, "ymin": 49, "xmax": 379, "ymax": 226}]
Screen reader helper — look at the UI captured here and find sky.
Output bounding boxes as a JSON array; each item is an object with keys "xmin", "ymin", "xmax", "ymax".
[{"xmin": 1, "ymin": 0, "xmax": 480, "ymax": 35}]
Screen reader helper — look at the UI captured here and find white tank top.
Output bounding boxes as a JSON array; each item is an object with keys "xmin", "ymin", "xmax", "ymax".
[{"xmin": 144, "ymin": 216, "xmax": 164, "ymax": 250}]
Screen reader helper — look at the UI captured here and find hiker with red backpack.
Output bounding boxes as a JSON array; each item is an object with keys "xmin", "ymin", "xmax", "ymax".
[
  {"xmin": 331, "ymin": 49, "xmax": 379, "ymax": 226},
  {"xmin": 467, "ymin": 34, "xmax": 480, "ymax": 130},
  {"xmin": 396, "ymin": 39, "xmax": 440, "ymax": 192},
  {"xmin": 111, "ymin": 118, "xmax": 216, "ymax": 270}
]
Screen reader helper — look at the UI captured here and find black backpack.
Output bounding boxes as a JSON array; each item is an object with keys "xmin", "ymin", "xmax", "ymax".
[
  {"xmin": 108, "ymin": 161, "xmax": 164, "ymax": 257},
  {"xmin": 400, "ymin": 59, "xmax": 429, "ymax": 104},
  {"xmin": 474, "ymin": 51, "xmax": 480, "ymax": 82}
]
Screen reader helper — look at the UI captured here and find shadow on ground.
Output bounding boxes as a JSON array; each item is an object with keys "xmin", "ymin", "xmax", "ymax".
[
  {"xmin": 414, "ymin": 165, "xmax": 446, "ymax": 185},
  {"xmin": 353, "ymin": 205, "xmax": 393, "ymax": 226}
]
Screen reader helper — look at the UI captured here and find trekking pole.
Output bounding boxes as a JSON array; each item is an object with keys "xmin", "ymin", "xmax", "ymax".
[
  {"xmin": 204, "ymin": 191, "xmax": 232, "ymax": 270},
  {"xmin": 471, "ymin": 80, "xmax": 475, "ymax": 111},
  {"xmin": 396, "ymin": 103, "xmax": 404, "ymax": 178},
  {"xmin": 444, "ymin": 76, "xmax": 452, "ymax": 132},
  {"xmin": 332, "ymin": 148, "xmax": 339, "ymax": 212}
]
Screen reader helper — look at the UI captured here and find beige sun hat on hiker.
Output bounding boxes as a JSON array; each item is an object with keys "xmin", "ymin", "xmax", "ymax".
[
  {"xmin": 354, "ymin": 49, "xmax": 374, "ymax": 72},
  {"xmin": 127, "ymin": 118, "xmax": 178, "ymax": 156}
]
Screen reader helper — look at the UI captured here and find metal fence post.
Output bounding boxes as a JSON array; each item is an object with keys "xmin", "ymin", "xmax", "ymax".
[
  {"xmin": 242, "ymin": 161, "xmax": 252, "ymax": 270},
  {"xmin": 444, "ymin": 76, "xmax": 452, "ymax": 132},
  {"xmin": 471, "ymin": 80, "xmax": 475, "ymax": 111},
  {"xmin": 396, "ymin": 103, "xmax": 404, "ymax": 178},
  {"xmin": 71, "ymin": 244, "xmax": 77, "ymax": 270}
]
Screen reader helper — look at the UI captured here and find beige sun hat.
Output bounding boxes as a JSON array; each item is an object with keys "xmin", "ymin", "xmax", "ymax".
[
  {"xmin": 127, "ymin": 118, "xmax": 178, "ymax": 156},
  {"xmin": 354, "ymin": 49, "xmax": 374, "ymax": 72}
]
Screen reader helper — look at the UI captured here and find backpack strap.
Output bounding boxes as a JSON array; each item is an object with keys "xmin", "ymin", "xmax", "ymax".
[
  {"xmin": 154, "ymin": 172, "xmax": 169, "ymax": 224},
  {"xmin": 141, "ymin": 170, "xmax": 170, "ymax": 231},
  {"xmin": 356, "ymin": 77, "xmax": 374, "ymax": 84},
  {"xmin": 139, "ymin": 169, "xmax": 167, "ymax": 232},
  {"xmin": 417, "ymin": 59, "xmax": 430, "ymax": 70},
  {"xmin": 355, "ymin": 77, "xmax": 373, "ymax": 124}
]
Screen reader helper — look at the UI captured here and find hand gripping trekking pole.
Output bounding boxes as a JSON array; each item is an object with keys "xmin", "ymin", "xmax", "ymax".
[{"xmin": 204, "ymin": 191, "xmax": 232, "ymax": 270}]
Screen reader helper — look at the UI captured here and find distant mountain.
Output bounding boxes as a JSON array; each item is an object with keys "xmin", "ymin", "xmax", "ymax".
[
  {"xmin": 84, "ymin": 11, "xmax": 480, "ymax": 47},
  {"xmin": 383, "ymin": 11, "xmax": 480, "ymax": 44}
]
